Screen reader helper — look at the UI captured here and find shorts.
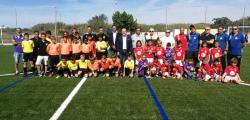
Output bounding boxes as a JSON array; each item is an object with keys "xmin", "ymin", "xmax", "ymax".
[
  {"xmin": 176, "ymin": 60, "xmax": 183, "ymax": 66},
  {"xmin": 224, "ymin": 76, "xmax": 238, "ymax": 82},
  {"xmin": 79, "ymin": 68, "xmax": 88, "ymax": 73},
  {"xmin": 23, "ymin": 53, "xmax": 33, "ymax": 62},
  {"xmin": 61, "ymin": 54, "xmax": 69, "ymax": 60},
  {"xmin": 204, "ymin": 74, "xmax": 211, "ymax": 81},
  {"xmin": 147, "ymin": 58, "xmax": 154, "ymax": 63},
  {"xmin": 158, "ymin": 59, "xmax": 163, "ymax": 65},
  {"xmin": 13, "ymin": 52, "xmax": 23, "ymax": 64},
  {"xmin": 36, "ymin": 56, "xmax": 49, "ymax": 65},
  {"xmin": 163, "ymin": 72, "xmax": 170, "ymax": 77}
]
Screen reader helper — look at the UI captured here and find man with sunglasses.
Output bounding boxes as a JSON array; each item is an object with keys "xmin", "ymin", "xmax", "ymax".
[
  {"xmin": 187, "ymin": 25, "xmax": 200, "ymax": 66},
  {"xmin": 200, "ymin": 26, "xmax": 215, "ymax": 49},
  {"xmin": 215, "ymin": 25, "xmax": 229, "ymax": 70},
  {"xmin": 145, "ymin": 28, "xmax": 159, "ymax": 44},
  {"xmin": 228, "ymin": 25, "xmax": 246, "ymax": 70},
  {"xmin": 160, "ymin": 29, "xmax": 175, "ymax": 49}
]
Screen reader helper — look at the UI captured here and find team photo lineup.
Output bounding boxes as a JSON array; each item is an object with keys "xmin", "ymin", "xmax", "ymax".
[{"xmin": 13, "ymin": 24, "xmax": 246, "ymax": 83}]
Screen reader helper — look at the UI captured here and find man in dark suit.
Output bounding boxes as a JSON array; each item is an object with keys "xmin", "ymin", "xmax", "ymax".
[
  {"xmin": 108, "ymin": 25, "xmax": 121, "ymax": 55},
  {"xmin": 116, "ymin": 28, "xmax": 133, "ymax": 66}
]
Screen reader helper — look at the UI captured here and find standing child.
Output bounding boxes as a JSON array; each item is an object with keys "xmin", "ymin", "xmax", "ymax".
[
  {"xmin": 222, "ymin": 58, "xmax": 242, "ymax": 84},
  {"xmin": 72, "ymin": 38, "xmax": 82, "ymax": 59},
  {"xmin": 145, "ymin": 40, "xmax": 155, "ymax": 63},
  {"xmin": 171, "ymin": 60, "xmax": 183, "ymax": 80},
  {"xmin": 211, "ymin": 41, "xmax": 222, "ymax": 62},
  {"xmin": 81, "ymin": 40, "xmax": 90, "ymax": 59},
  {"xmin": 134, "ymin": 40, "xmax": 145, "ymax": 65},
  {"xmin": 76, "ymin": 55, "xmax": 89, "ymax": 78},
  {"xmin": 165, "ymin": 43, "xmax": 174, "ymax": 64},
  {"xmin": 96, "ymin": 35, "xmax": 108, "ymax": 59},
  {"xmin": 155, "ymin": 40, "xmax": 165, "ymax": 65},
  {"xmin": 210, "ymin": 59, "xmax": 223, "ymax": 81},
  {"xmin": 21, "ymin": 33, "xmax": 35, "ymax": 77},
  {"xmin": 161, "ymin": 59, "xmax": 171, "ymax": 79},
  {"xmin": 174, "ymin": 41, "xmax": 185, "ymax": 66},
  {"xmin": 123, "ymin": 55, "xmax": 134, "ymax": 77},
  {"xmin": 87, "ymin": 35, "xmax": 96, "ymax": 58},
  {"xmin": 60, "ymin": 37, "xmax": 72, "ymax": 60},
  {"xmin": 47, "ymin": 36, "xmax": 61, "ymax": 77},
  {"xmin": 198, "ymin": 42, "xmax": 210, "ymax": 65}
]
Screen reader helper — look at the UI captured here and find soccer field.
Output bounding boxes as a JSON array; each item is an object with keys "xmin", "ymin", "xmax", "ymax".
[{"xmin": 0, "ymin": 46, "xmax": 250, "ymax": 120}]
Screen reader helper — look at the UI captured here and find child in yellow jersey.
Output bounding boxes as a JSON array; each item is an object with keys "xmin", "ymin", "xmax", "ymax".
[
  {"xmin": 123, "ymin": 55, "xmax": 134, "ymax": 77},
  {"xmin": 21, "ymin": 33, "xmax": 35, "ymax": 77},
  {"xmin": 76, "ymin": 55, "xmax": 89, "ymax": 78},
  {"xmin": 67, "ymin": 58, "xmax": 78, "ymax": 78},
  {"xmin": 56, "ymin": 58, "xmax": 68, "ymax": 78},
  {"xmin": 96, "ymin": 35, "xmax": 108, "ymax": 59}
]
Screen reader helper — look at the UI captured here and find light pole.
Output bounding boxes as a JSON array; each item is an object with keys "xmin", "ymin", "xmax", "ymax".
[
  {"xmin": 243, "ymin": 4, "xmax": 246, "ymax": 34},
  {"xmin": 15, "ymin": 8, "xmax": 17, "ymax": 28},
  {"xmin": 1, "ymin": 25, "xmax": 6, "ymax": 45},
  {"xmin": 166, "ymin": 7, "xmax": 168, "ymax": 29},
  {"xmin": 48, "ymin": 6, "xmax": 57, "ymax": 40}
]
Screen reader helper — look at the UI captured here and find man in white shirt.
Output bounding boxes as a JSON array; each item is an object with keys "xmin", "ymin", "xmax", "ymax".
[
  {"xmin": 131, "ymin": 27, "xmax": 145, "ymax": 48},
  {"xmin": 160, "ymin": 30, "xmax": 175, "ymax": 49},
  {"xmin": 145, "ymin": 28, "xmax": 159, "ymax": 43}
]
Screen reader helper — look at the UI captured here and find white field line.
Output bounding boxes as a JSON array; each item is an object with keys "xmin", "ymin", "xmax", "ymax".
[
  {"xmin": 0, "ymin": 72, "xmax": 32, "ymax": 77},
  {"xmin": 49, "ymin": 77, "xmax": 87, "ymax": 120},
  {"xmin": 239, "ymin": 82, "xmax": 250, "ymax": 87}
]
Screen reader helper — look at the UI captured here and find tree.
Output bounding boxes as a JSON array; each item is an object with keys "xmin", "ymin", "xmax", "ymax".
[
  {"xmin": 112, "ymin": 11, "xmax": 138, "ymax": 33},
  {"xmin": 87, "ymin": 14, "xmax": 108, "ymax": 32},
  {"xmin": 211, "ymin": 17, "xmax": 233, "ymax": 28}
]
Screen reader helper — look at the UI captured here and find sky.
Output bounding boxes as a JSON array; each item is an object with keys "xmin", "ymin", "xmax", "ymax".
[{"xmin": 0, "ymin": 0, "xmax": 249, "ymax": 28}]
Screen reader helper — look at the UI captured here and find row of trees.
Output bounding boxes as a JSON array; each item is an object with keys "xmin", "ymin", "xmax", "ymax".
[{"xmin": 8, "ymin": 12, "xmax": 250, "ymax": 35}]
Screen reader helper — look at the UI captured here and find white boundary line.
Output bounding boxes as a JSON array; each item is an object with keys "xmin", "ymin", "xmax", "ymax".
[
  {"xmin": 0, "ymin": 72, "xmax": 32, "ymax": 77},
  {"xmin": 239, "ymin": 82, "xmax": 250, "ymax": 87},
  {"xmin": 49, "ymin": 77, "xmax": 87, "ymax": 120}
]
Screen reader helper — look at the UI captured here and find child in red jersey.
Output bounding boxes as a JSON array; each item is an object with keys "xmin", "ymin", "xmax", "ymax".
[
  {"xmin": 210, "ymin": 59, "xmax": 223, "ymax": 82},
  {"xmin": 134, "ymin": 40, "xmax": 145, "ymax": 65},
  {"xmin": 149, "ymin": 57, "xmax": 161, "ymax": 77},
  {"xmin": 145, "ymin": 40, "xmax": 155, "ymax": 63},
  {"xmin": 161, "ymin": 59, "xmax": 171, "ymax": 79},
  {"xmin": 198, "ymin": 58, "xmax": 211, "ymax": 81},
  {"xmin": 155, "ymin": 40, "xmax": 165, "ymax": 65},
  {"xmin": 174, "ymin": 41, "xmax": 185, "ymax": 66},
  {"xmin": 171, "ymin": 60, "xmax": 183, "ymax": 80},
  {"xmin": 211, "ymin": 41, "xmax": 222, "ymax": 62},
  {"xmin": 222, "ymin": 58, "xmax": 242, "ymax": 84},
  {"xmin": 198, "ymin": 42, "xmax": 210, "ymax": 65}
]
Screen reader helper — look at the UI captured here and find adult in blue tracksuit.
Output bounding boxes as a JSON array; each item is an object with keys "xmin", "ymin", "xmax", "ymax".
[
  {"xmin": 215, "ymin": 26, "xmax": 229, "ymax": 70},
  {"xmin": 187, "ymin": 25, "xmax": 200, "ymax": 66},
  {"xmin": 228, "ymin": 25, "xmax": 246, "ymax": 70}
]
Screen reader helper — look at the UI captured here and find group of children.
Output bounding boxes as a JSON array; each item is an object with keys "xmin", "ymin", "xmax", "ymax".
[
  {"xmin": 20, "ymin": 31, "xmax": 242, "ymax": 84},
  {"xmin": 132, "ymin": 39, "xmax": 242, "ymax": 84}
]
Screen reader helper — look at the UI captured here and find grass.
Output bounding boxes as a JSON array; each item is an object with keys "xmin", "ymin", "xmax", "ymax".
[{"xmin": 0, "ymin": 45, "xmax": 250, "ymax": 120}]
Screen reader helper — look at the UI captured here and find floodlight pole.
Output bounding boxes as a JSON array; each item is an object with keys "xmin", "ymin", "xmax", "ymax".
[
  {"xmin": 15, "ymin": 8, "xmax": 17, "ymax": 28},
  {"xmin": 243, "ymin": 5, "xmax": 246, "ymax": 34},
  {"xmin": 54, "ymin": 6, "xmax": 57, "ymax": 40},
  {"xmin": 166, "ymin": 7, "xmax": 168, "ymax": 29}
]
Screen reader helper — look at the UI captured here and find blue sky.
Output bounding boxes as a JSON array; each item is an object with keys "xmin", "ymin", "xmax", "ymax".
[{"xmin": 0, "ymin": 0, "xmax": 249, "ymax": 28}]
